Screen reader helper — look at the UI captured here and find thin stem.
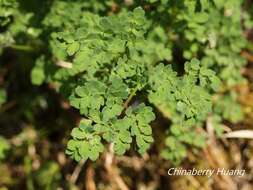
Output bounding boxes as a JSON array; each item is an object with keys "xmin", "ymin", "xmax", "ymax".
[
  {"xmin": 9, "ymin": 44, "xmax": 34, "ymax": 51},
  {"xmin": 105, "ymin": 143, "xmax": 129, "ymax": 190},
  {"xmin": 69, "ymin": 159, "xmax": 85, "ymax": 184},
  {"xmin": 0, "ymin": 100, "xmax": 16, "ymax": 113},
  {"xmin": 123, "ymin": 86, "xmax": 139, "ymax": 109}
]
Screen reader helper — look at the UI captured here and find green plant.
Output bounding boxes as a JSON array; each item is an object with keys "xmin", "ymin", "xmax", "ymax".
[
  {"xmin": 0, "ymin": 89, "xmax": 6, "ymax": 106},
  {"xmin": 0, "ymin": 136, "xmax": 10, "ymax": 160},
  {"xmin": 40, "ymin": 7, "xmax": 219, "ymax": 163}
]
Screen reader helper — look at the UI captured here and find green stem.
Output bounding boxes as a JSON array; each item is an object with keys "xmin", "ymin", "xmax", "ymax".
[
  {"xmin": 123, "ymin": 86, "xmax": 139, "ymax": 109},
  {"xmin": 9, "ymin": 44, "xmax": 34, "ymax": 51}
]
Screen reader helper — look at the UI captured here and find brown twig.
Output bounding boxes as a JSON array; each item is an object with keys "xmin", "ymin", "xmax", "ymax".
[
  {"xmin": 56, "ymin": 60, "xmax": 73, "ymax": 68},
  {"xmin": 0, "ymin": 100, "xmax": 16, "ymax": 113},
  {"xmin": 70, "ymin": 159, "xmax": 85, "ymax": 184},
  {"xmin": 222, "ymin": 130, "xmax": 253, "ymax": 139},
  {"xmin": 241, "ymin": 51, "xmax": 253, "ymax": 63},
  {"xmin": 105, "ymin": 144, "xmax": 129, "ymax": 190},
  {"xmin": 86, "ymin": 163, "xmax": 96, "ymax": 190}
]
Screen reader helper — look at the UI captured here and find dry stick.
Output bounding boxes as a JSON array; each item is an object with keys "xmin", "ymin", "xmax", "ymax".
[
  {"xmin": 86, "ymin": 163, "xmax": 96, "ymax": 190},
  {"xmin": 0, "ymin": 100, "xmax": 16, "ymax": 113},
  {"xmin": 70, "ymin": 159, "xmax": 85, "ymax": 184},
  {"xmin": 56, "ymin": 60, "xmax": 73, "ymax": 68},
  {"xmin": 105, "ymin": 144, "xmax": 129, "ymax": 190},
  {"xmin": 241, "ymin": 51, "xmax": 253, "ymax": 63},
  {"xmin": 205, "ymin": 119, "xmax": 239, "ymax": 190},
  {"xmin": 186, "ymin": 175, "xmax": 201, "ymax": 189},
  {"xmin": 222, "ymin": 130, "xmax": 253, "ymax": 139},
  {"xmin": 124, "ymin": 0, "xmax": 134, "ymax": 6}
]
